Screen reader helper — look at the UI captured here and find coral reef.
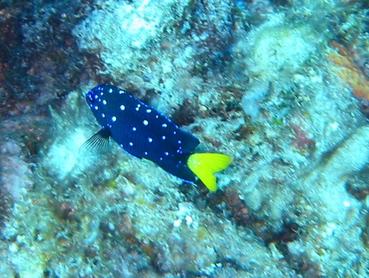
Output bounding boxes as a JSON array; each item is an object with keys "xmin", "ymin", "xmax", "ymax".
[{"xmin": 1, "ymin": 0, "xmax": 369, "ymax": 277}]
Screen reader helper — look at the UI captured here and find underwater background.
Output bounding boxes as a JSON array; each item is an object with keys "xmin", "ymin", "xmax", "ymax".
[{"xmin": 0, "ymin": 0, "xmax": 369, "ymax": 277}]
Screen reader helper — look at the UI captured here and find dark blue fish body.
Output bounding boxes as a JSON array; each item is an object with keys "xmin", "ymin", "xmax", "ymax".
[{"xmin": 86, "ymin": 84, "xmax": 199, "ymax": 183}]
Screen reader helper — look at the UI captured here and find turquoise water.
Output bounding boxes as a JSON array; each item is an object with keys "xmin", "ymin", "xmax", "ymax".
[{"xmin": 0, "ymin": 0, "xmax": 368, "ymax": 277}]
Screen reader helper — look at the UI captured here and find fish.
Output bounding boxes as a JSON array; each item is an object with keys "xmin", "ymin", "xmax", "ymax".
[{"xmin": 84, "ymin": 84, "xmax": 232, "ymax": 192}]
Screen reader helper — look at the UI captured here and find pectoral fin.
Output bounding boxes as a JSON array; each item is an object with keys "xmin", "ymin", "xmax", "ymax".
[{"xmin": 80, "ymin": 128, "xmax": 111, "ymax": 153}]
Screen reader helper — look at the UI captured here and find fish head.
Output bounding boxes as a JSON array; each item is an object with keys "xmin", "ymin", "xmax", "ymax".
[
  {"xmin": 86, "ymin": 86, "xmax": 109, "ymax": 127},
  {"xmin": 86, "ymin": 89, "xmax": 97, "ymax": 104}
]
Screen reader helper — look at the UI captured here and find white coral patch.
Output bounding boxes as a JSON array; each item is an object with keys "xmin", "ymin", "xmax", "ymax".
[
  {"xmin": 235, "ymin": 13, "xmax": 319, "ymax": 81},
  {"xmin": 45, "ymin": 128, "xmax": 90, "ymax": 179}
]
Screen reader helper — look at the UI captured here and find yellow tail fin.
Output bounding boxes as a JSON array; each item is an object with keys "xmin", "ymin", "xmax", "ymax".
[{"xmin": 187, "ymin": 153, "xmax": 232, "ymax": 192}]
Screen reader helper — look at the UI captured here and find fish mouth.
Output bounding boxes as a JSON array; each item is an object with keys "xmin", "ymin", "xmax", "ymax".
[{"xmin": 86, "ymin": 91, "xmax": 95, "ymax": 104}]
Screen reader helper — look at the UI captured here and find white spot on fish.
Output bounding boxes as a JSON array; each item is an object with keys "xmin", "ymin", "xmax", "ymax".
[
  {"xmin": 129, "ymin": 142, "xmax": 133, "ymax": 146},
  {"xmin": 143, "ymin": 120, "xmax": 148, "ymax": 126},
  {"xmin": 102, "ymin": 113, "xmax": 105, "ymax": 118},
  {"xmin": 136, "ymin": 104, "xmax": 141, "ymax": 111},
  {"xmin": 112, "ymin": 116, "xmax": 117, "ymax": 122},
  {"xmin": 160, "ymin": 157, "xmax": 163, "ymax": 161},
  {"xmin": 94, "ymin": 95, "xmax": 98, "ymax": 99},
  {"xmin": 109, "ymin": 88, "xmax": 113, "ymax": 93},
  {"xmin": 146, "ymin": 109, "xmax": 151, "ymax": 113},
  {"xmin": 162, "ymin": 136, "xmax": 166, "ymax": 140},
  {"xmin": 94, "ymin": 106, "xmax": 98, "ymax": 110},
  {"xmin": 165, "ymin": 152, "xmax": 169, "ymax": 156},
  {"xmin": 100, "ymin": 92, "xmax": 103, "ymax": 96},
  {"xmin": 132, "ymin": 127, "xmax": 137, "ymax": 131},
  {"xmin": 173, "ymin": 131, "xmax": 177, "ymax": 135},
  {"xmin": 148, "ymin": 137, "xmax": 153, "ymax": 143},
  {"xmin": 120, "ymin": 105, "xmax": 125, "ymax": 110},
  {"xmin": 156, "ymin": 115, "xmax": 159, "ymax": 119},
  {"xmin": 162, "ymin": 123, "xmax": 167, "ymax": 128},
  {"xmin": 103, "ymin": 100, "xmax": 107, "ymax": 105},
  {"xmin": 144, "ymin": 151, "xmax": 148, "ymax": 155},
  {"xmin": 178, "ymin": 140, "xmax": 181, "ymax": 144},
  {"xmin": 119, "ymin": 90, "xmax": 124, "ymax": 94},
  {"xmin": 120, "ymin": 144, "xmax": 123, "ymax": 147}
]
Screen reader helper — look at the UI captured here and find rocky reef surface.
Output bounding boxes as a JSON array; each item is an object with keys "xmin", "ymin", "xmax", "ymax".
[{"xmin": 0, "ymin": 0, "xmax": 369, "ymax": 277}]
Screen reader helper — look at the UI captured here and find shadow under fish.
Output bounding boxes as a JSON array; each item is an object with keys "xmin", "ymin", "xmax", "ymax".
[{"xmin": 83, "ymin": 84, "xmax": 231, "ymax": 192}]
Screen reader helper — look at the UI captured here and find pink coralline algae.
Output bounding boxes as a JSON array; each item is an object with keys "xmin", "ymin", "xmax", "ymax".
[{"xmin": 291, "ymin": 124, "xmax": 315, "ymax": 152}]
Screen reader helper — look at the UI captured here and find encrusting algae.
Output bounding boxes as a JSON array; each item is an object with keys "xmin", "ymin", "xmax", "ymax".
[{"xmin": 328, "ymin": 42, "xmax": 369, "ymax": 101}]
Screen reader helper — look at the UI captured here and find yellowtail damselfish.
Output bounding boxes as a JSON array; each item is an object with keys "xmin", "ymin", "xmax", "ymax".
[{"xmin": 85, "ymin": 84, "xmax": 231, "ymax": 192}]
